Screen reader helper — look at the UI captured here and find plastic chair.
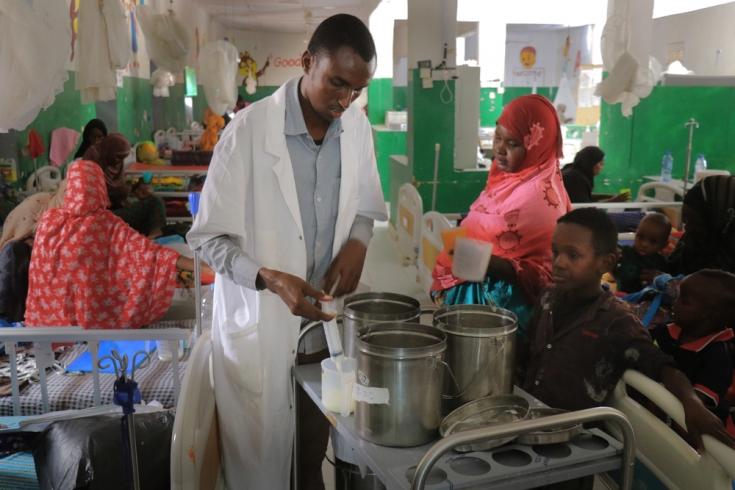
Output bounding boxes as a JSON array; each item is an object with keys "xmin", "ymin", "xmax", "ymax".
[
  {"xmin": 608, "ymin": 370, "xmax": 735, "ymax": 490},
  {"xmin": 417, "ymin": 211, "xmax": 452, "ymax": 294},
  {"xmin": 636, "ymin": 181, "xmax": 686, "ymax": 203},
  {"xmin": 170, "ymin": 331, "xmax": 223, "ymax": 489},
  {"xmin": 695, "ymin": 169, "xmax": 731, "ymax": 183},
  {"xmin": 396, "ymin": 183, "xmax": 423, "ymax": 266}
]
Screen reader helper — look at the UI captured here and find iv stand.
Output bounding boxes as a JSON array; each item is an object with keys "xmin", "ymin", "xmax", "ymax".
[{"xmin": 683, "ymin": 118, "xmax": 699, "ymax": 192}]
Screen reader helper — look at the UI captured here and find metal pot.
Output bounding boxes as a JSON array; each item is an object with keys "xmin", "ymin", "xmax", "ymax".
[
  {"xmin": 342, "ymin": 293, "xmax": 421, "ymax": 358},
  {"xmin": 433, "ymin": 304, "xmax": 517, "ymax": 413},
  {"xmin": 355, "ymin": 322, "xmax": 446, "ymax": 447}
]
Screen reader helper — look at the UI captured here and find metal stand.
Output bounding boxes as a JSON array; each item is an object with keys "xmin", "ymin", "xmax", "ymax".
[
  {"xmin": 683, "ymin": 118, "xmax": 700, "ymax": 192},
  {"xmin": 188, "ymin": 192, "xmax": 202, "ymax": 339}
]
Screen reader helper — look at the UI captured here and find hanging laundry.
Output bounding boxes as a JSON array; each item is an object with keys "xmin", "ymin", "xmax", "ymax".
[
  {"xmin": 0, "ymin": 0, "xmax": 70, "ymax": 132},
  {"xmin": 76, "ymin": 0, "xmax": 131, "ymax": 104},
  {"xmin": 136, "ymin": 5, "xmax": 190, "ymax": 73},
  {"xmin": 198, "ymin": 40, "xmax": 240, "ymax": 115},
  {"xmin": 49, "ymin": 128, "xmax": 81, "ymax": 167},
  {"xmin": 26, "ymin": 130, "xmax": 45, "ymax": 160}
]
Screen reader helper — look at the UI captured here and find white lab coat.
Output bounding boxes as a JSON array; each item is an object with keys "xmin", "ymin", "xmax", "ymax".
[{"xmin": 187, "ymin": 80, "xmax": 387, "ymax": 490}]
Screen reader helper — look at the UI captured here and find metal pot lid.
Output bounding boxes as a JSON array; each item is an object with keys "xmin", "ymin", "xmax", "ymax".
[
  {"xmin": 344, "ymin": 292, "xmax": 421, "ymax": 322},
  {"xmin": 440, "ymin": 395, "xmax": 529, "ymax": 452},
  {"xmin": 434, "ymin": 304, "xmax": 518, "ymax": 337},
  {"xmin": 357, "ymin": 322, "xmax": 446, "ymax": 359},
  {"xmin": 516, "ymin": 408, "xmax": 584, "ymax": 446}
]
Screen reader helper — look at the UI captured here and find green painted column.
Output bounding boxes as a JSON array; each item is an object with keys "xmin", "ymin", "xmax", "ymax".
[
  {"xmin": 401, "ymin": 68, "xmax": 486, "ymax": 214},
  {"xmin": 367, "ymin": 78, "xmax": 394, "ymax": 125}
]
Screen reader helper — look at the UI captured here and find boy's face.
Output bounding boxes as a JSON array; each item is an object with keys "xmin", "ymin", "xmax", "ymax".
[
  {"xmin": 634, "ymin": 218, "xmax": 669, "ymax": 256},
  {"xmin": 551, "ymin": 223, "xmax": 616, "ymax": 293}
]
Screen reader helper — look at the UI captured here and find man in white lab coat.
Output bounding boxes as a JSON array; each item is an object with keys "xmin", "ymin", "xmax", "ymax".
[{"xmin": 187, "ymin": 14, "xmax": 387, "ymax": 490}]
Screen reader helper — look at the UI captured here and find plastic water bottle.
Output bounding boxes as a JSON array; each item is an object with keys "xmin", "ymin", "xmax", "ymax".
[
  {"xmin": 694, "ymin": 154, "xmax": 707, "ymax": 179},
  {"xmin": 660, "ymin": 151, "xmax": 673, "ymax": 182},
  {"xmin": 201, "ymin": 285, "xmax": 214, "ymax": 331}
]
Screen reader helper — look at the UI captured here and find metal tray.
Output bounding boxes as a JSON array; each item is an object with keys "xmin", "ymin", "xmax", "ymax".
[
  {"xmin": 517, "ymin": 408, "xmax": 584, "ymax": 446},
  {"xmin": 440, "ymin": 395, "xmax": 529, "ymax": 452}
]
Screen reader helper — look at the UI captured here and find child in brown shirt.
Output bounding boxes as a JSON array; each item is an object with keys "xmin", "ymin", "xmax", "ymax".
[{"xmin": 521, "ymin": 208, "xmax": 734, "ymax": 449}]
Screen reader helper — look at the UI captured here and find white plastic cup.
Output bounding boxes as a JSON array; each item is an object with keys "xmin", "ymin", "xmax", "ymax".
[
  {"xmin": 452, "ymin": 237, "xmax": 493, "ymax": 282},
  {"xmin": 157, "ymin": 339, "xmax": 184, "ymax": 362},
  {"xmin": 321, "ymin": 357, "xmax": 356, "ymax": 415}
]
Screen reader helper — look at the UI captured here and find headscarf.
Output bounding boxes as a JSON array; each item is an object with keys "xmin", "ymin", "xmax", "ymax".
[
  {"xmin": 73, "ymin": 118, "xmax": 107, "ymax": 159},
  {"xmin": 569, "ymin": 146, "xmax": 605, "ymax": 183},
  {"xmin": 25, "ymin": 160, "xmax": 179, "ymax": 329},
  {"xmin": 669, "ymin": 175, "xmax": 735, "ymax": 274},
  {"xmin": 432, "ymin": 95, "xmax": 571, "ymax": 300},
  {"xmin": 83, "ymin": 133, "xmax": 130, "ymax": 209}
]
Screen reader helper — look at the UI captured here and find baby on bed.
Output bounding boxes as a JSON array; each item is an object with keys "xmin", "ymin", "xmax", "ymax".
[
  {"xmin": 24, "ymin": 160, "xmax": 209, "ymax": 329},
  {"xmin": 615, "ymin": 212, "xmax": 671, "ymax": 293}
]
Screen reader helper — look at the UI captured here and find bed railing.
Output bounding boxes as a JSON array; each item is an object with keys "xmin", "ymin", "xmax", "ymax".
[
  {"xmin": 0, "ymin": 327, "xmax": 191, "ymax": 416},
  {"xmin": 571, "ymin": 201, "xmax": 683, "ymax": 210}
]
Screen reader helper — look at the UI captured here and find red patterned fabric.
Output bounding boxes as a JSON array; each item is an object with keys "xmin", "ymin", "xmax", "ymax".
[
  {"xmin": 432, "ymin": 95, "xmax": 571, "ymax": 300},
  {"xmin": 25, "ymin": 160, "xmax": 179, "ymax": 329}
]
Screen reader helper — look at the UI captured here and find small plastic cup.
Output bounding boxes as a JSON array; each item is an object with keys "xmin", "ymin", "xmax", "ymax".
[
  {"xmin": 321, "ymin": 357, "xmax": 356, "ymax": 416},
  {"xmin": 452, "ymin": 237, "xmax": 493, "ymax": 282}
]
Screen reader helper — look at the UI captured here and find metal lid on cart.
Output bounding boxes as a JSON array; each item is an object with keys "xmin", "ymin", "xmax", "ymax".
[
  {"xmin": 434, "ymin": 304, "xmax": 518, "ymax": 337},
  {"xmin": 344, "ymin": 292, "xmax": 420, "ymax": 322},
  {"xmin": 357, "ymin": 322, "xmax": 446, "ymax": 359}
]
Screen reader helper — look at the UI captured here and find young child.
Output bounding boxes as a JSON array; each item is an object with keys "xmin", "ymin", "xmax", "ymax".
[
  {"xmin": 521, "ymin": 208, "xmax": 734, "ymax": 450},
  {"xmin": 615, "ymin": 212, "xmax": 671, "ymax": 293},
  {"xmin": 651, "ymin": 269, "xmax": 735, "ymax": 434}
]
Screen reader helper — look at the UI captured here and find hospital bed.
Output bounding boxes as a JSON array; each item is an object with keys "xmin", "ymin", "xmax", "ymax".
[
  {"xmin": 609, "ymin": 370, "xmax": 735, "ymax": 489},
  {"xmin": 416, "ymin": 211, "xmax": 452, "ymax": 294},
  {"xmin": 395, "ymin": 183, "xmax": 423, "ymax": 266},
  {"xmin": 0, "ymin": 323, "xmax": 193, "ymax": 488}
]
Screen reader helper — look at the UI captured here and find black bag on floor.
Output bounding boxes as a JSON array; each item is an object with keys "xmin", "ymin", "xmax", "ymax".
[{"xmin": 32, "ymin": 411, "xmax": 174, "ymax": 490}]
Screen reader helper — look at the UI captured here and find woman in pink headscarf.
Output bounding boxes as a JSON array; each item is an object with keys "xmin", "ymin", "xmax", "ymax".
[
  {"xmin": 432, "ymin": 95, "xmax": 571, "ymax": 337},
  {"xmin": 25, "ymin": 160, "xmax": 205, "ymax": 329}
]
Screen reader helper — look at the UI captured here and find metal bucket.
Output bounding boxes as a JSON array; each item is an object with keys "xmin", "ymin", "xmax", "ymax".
[
  {"xmin": 433, "ymin": 304, "xmax": 517, "ymax": 413},
  {"xmin": 343, "ymin": 293, "xmax": 421, "ymax": 358},
  {"xmin": 355, "ymin": 322, "xmax": 446, "ymax": 447}
]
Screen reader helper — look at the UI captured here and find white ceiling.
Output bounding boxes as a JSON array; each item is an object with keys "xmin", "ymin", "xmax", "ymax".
[{"xmin": 195, "ymin": 0, "xmax": 380, "ymax": 33}]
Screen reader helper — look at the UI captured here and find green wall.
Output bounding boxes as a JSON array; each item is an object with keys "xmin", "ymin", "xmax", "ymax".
[
  {"xmin": 368, "ymin": 78, "xmax": 394, "ymax": 125},
  {"xmin": 599, "ymin": 85, "xmax": 735, "ymax": 195},
  {"xmin": 393, "ymin": 86, "xmax": 408, "ymax": 111},
  {"xmin": 502, "ymin": 86, "xmax": 558, "ymax": 106},
  {"xmin": 372, "ymin": 127, "xmax": 406, "ymax": 197},
  {"xmin": 480, "ymin": 87, "xmax": 504, "ymax": 127},
  {"xmin": 239, "ymin": 85, "xmax": 279, "ymax": 104},
  {"xmin": 117, "ymin": 77, "xmax": 153, "ymax": 142}
]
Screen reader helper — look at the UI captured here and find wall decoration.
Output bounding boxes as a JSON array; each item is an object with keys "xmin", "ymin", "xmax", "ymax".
[{"xmin": 519, "ymin": 46, "xmax": 537, "ymax": 69}]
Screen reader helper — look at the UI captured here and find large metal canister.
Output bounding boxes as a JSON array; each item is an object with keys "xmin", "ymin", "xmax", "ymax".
[
  {"xmin": 354, "ymin": 322, "xmax": 446, "ymax": 447},
  {"xmin": 342, "ymin": 293, "xmax": 421, "ymax": 358},
  {"xmin": 433, "ymin": 304, "xmax": 517, "ymax": 413}
]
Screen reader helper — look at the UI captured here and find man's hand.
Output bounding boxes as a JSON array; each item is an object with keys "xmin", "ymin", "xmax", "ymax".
[
  {"xmin": 682, "ymin": 396, "xmax": 735, "ymax": 451},
  {"xmin": 323, "ymin": 240, "xmax": 367, "ymax": 297},
  {"xmin": 258, "ymin": 268, "xmax": 334, "ymax": 321}
]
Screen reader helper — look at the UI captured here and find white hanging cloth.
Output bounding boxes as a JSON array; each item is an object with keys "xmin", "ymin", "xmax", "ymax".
[
  {"xmin": 76, "ymin": 0, "xmax": 131, "ymax": 104},
  {"xmin": 0, "ymin": 0, "xmax": 70, "ymax": 133},
  {"xmin": 595, "ymin": 0, "xmax": 661, "ymax": 117},
  {"xmin": 151, "ymin": 68, "xmax": 175, "ymax": 97},
  {"xmin": 198, "ymin": 40, "xmax": 239, "ymax": 115},
  {"xmin": 136, "ymin": 5, "xmax": 190, "ymax": 74}
]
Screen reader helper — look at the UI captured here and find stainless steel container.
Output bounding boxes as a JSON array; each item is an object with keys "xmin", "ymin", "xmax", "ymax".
[
  {"xmin": 343, "ymin": 293, "xmax": 421, "ymax": 358},
  {"xmin": 355, "ymin": 322, "xmax": 446, "ymax": 447},
  {"xmin": 433, "ymin": 304, "xmax": 517, "ymax": 413}
]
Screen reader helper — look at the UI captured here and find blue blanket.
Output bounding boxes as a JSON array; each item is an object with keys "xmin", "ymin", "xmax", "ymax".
[{"xmin": 66, "ymin": 341, "xmax": 156, "ymax": 374}]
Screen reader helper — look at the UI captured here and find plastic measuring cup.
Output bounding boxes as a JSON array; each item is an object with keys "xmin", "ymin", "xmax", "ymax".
[
  {"xmin": 321, "ymin": 357, "xmax": 356, "ymax": 416},
  {"xmin": 452, "ymin": 237, "xmax": 493, "ymax": 282}
]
